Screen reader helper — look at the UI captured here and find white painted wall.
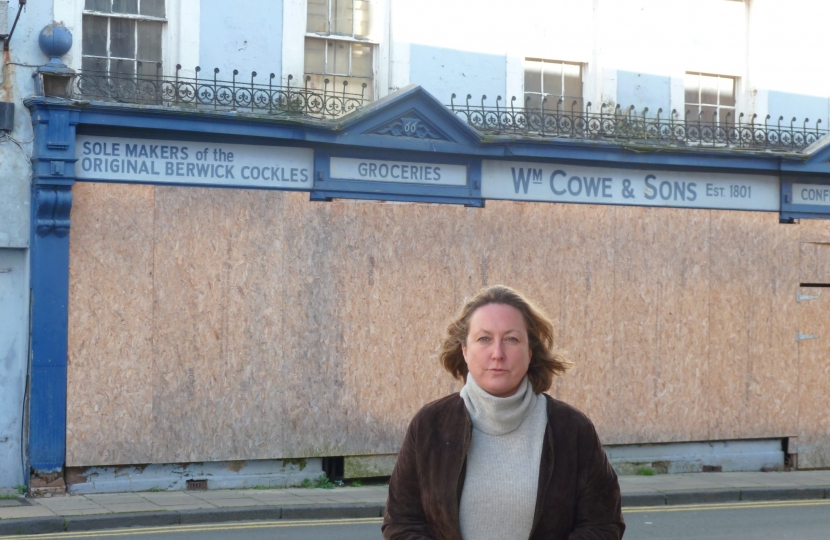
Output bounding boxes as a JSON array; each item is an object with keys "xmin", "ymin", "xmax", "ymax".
[
  {"xmin": 0, "ymin": 249, "xmax": 28, "ymax": 489},
  {"xmin": 378, "ymin": 0, "xmax": 829, "ymax": 122},
  {"xmin": 0, "ymin": 0, "xmax": 55, "ymax": 490},
  {"xmin": 199, "ymin": 0, "xmax": 276, "ymax": 81}
]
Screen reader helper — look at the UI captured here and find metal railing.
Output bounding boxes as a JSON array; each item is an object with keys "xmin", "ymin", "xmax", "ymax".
[
  {"xmin": 55, "ymin": 64, "xmax": 830, "ymax": 151},
  {"xmin": 67, "ymin": 62, "xmax": 368, "ymax": 119},
  {"xmin": 449, "ymin": 94, "xmax": 828, "ymax": 151}
]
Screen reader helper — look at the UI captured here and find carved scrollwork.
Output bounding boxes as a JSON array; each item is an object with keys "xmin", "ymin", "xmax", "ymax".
[
  {"xmin": 374, "ymin": 116, "xmax": 444, "ymax": 140},
  {"xmin": 35, "ymin": 186, "xmax": 73, "ymax": 238}
]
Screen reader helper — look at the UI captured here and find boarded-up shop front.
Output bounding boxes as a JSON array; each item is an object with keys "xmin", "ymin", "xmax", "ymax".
[{"xmin": 27, "ymin": 86, "xmax": 830, "ymax": 490}]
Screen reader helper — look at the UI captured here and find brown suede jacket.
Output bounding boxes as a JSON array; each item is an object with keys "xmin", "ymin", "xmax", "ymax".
[{"xmin": 382, "ymin": 393, "xmax": 625, "ymax": 540}]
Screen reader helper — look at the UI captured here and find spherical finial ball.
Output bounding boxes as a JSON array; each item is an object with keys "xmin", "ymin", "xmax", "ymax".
[{"xmin": 39, "ymin": 22, "xmax": 73, "ymax": 60}]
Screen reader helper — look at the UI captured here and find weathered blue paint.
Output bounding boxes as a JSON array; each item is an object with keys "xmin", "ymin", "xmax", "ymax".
[
  {"xmin": 199, "ymin": 0, "xmax": 283, "ymax": 82},
  {"xmin": 780, "ymin": 178, "xmax": 830, "ymax": 221},
  {"xmin": 22, "ymin": 84, "xmax": 830, "ymax": 474},
  {"xmin": 312, "ymin": 147, "xmax": 483, "ymax": 207},
  {"xmin": 409, "ymin": 45, "xmax": 506, "ymax": 105},
  {"xmin": 26, "ymin": 101, "xmax": 79, "ymax": 475},
  {"xmin": 616, "ymin": 71, "xmax": 671, "ymax": 113}
]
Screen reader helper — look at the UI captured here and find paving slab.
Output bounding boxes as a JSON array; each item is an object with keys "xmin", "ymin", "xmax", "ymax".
[
  {"xmin": 34, "ymin": 498, "xmax": 107, "ymax": 513},
  {"xmin": 245, "ymin": 493, "xmax": 309, "ymax": 505},
  {"xmin": 188, "ymin": 491, "xmax": 252, "ymax": 500},
  {"xmin": 95, "ymin": 502, "xmax": 164, "ymax": 513},
  {"xmin": 138, "ymin": 492, "xmax": 203, "ymax": 506},
  {"xmin": 85, "ymin": 493, "xmax": 149, "ymax": 504},
  {"xmin": 0, "ymin": 505, "xmax": 57, "ymax": 520},
  {"xmin": 206, "ymin": 498, "xmax": 268, "ymax": 508},
  {"xmin": 152, "ymin": 504, "xmax": 215, "ymax": 511}
]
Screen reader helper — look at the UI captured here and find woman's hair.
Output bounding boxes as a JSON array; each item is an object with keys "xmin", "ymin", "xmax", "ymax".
[{"xmin": 439, "ymin": 284, "xmax": 572, "ymax": 394}]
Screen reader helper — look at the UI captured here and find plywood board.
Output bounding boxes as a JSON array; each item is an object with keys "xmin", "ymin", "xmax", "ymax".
[
  {"xmin": 650, "ymin": 208, "xmax": 711, "ymax": 444},
  {"xmin": 797, "ymin": 219, "xmax": 830, "ymax": 244},
  {"xmin": 799, "ymin": 242, "xmax": 830, "ymax": 284},
  {"xmin": 742, "ymin": 216, "xmax": 799, "ymax": 439},
  {"xmin": 64, "ymin": 186, "xmax": 818, "ymax": 465},
  {"xmin": 536, "ymin": 203, "xmax": 616, "ymax": 440},
  {"xmin": 706, "ymin": 212, "xmax": 799, "ymax": 441},
  {"xmin": 796, "ymin": 287, "xmax": 830, "ymax": 468},
  {"xmin": 66, "ymin": 183, "xmax": 156, "ymax": 466}
]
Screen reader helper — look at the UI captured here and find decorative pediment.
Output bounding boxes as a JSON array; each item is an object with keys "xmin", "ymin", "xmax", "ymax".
[
  {"xmin": 366, "ymin": 109, "xmax": 450, "ymax": 141},
  {"xmin": 336, "ymin": 85, "xmax": 481, "ymax": 147}
]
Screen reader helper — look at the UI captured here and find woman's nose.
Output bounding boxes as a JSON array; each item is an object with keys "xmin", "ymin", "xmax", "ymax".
[{"xmin": 491, "ymin": 341, "xmax": 505, "ymax": 359}]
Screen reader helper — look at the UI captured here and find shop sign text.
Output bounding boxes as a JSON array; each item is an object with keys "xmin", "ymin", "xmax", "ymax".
[
  {"xmin": 330, "ymin": 158, "xmax": 467, "ymax": 186},
  {"xmin": 482, "ymin": 160, "xmax": 779, "ymax": 211},
  {"xmin": 76, "ymin": 136, "xmax": 313, "ymax": 190},
  {"xmin": 792, "ymin": 184, "xmax": 830, "ymax": 207}
]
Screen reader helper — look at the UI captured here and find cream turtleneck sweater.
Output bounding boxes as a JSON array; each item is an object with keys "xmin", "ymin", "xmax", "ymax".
[{"xmin": 458, "ymin": 375, "xmax": 548, "ymax": 540}]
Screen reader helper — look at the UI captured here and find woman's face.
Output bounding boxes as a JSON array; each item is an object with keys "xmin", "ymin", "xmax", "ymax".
[{"xmin": 462, "ymin": 303, "xmax": 532, "ymax": 397}]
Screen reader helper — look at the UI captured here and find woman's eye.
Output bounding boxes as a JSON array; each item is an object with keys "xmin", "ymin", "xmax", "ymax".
[{"xmin": 477, "ymin": 336, "xmax": 490, "ymax": 342}]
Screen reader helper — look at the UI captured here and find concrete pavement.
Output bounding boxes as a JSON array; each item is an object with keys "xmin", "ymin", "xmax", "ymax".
[{"xmin": 1, "ymin": 470, "xmax": 830, "ymax": 535}]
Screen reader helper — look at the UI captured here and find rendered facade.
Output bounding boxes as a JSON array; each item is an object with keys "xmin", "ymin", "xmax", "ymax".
[{"xmin": 2, "ymin": 0, "xmax": 830, "ymax": 492}]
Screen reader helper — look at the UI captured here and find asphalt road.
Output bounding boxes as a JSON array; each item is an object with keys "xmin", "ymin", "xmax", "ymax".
[{"xmin": 5, "ymin": 500, "xmax": 830, "ymax": 540}]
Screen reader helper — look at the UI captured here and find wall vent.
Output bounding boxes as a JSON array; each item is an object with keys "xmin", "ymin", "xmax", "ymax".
[{"xmin": 186, "ymin": 479, "xmax": 208, "ymax": 491}]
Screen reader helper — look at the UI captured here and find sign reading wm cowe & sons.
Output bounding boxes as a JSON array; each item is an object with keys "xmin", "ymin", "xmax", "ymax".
[
  {"xmin": 482, "ymin": 160, "xmax": 780, "ymax": 211},
  {"xmin": 75, "ymin": 135, "xmax": 313, "ymax": 190}
]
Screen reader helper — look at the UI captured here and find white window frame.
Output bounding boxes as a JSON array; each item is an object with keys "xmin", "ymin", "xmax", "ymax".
[
  {"xmin": 59, "ymin": 0, "xmax": 199, "ymax": 78},
  {"xmin": 283, "ymin": 0, "xmax": 386, "ymax": 101},
  {"xmin": 303, "ymin": 1, "xmax": 378, "ymax": 100},
  {"xmin": 684, "ymin": 72, "xmax": 738, "ymax": 124},
  {"xmin": 523, "ymin": 58, "xmax": 585, "ymax": 113},
  {"xmin": 81, "ymin": 2, "xmax": 167, "ymax": 76}
]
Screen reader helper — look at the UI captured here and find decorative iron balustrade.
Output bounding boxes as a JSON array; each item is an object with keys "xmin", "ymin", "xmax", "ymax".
[
  {"xmin": 66, "ymin": 62, "xmax": 368, "ymax": 119},
  {"xmin": 449, "ymin": 94, "xmax": 828, "ymax": 151}
]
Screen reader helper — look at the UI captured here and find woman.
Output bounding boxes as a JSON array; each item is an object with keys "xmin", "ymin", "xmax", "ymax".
[{"xmin": 382, "ymin": 285, "xmax": 625, "ymax": 540}]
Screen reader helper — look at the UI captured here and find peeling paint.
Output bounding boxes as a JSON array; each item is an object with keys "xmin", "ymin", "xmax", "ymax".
[
  {"xmin": 0, "ymin": 250, "xmax": 26, "ymax": 488},
  {"xmin": 282, "ymin": 458, "xmax": 307, "ymax": 471},
  {"xmin": 65, "ymin": 459, "xmax": 324, "ymax": 493}
]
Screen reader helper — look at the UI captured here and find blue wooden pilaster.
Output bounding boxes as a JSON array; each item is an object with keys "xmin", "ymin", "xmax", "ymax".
[{"xmin": 27, "ymin": 99, "xmax": 79, "ymax": 476}]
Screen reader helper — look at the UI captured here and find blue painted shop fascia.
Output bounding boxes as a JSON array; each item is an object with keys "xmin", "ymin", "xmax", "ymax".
[
  {"xmin": 312, "ymin": 146, "xmax": 483, "ymax": 207},
  {"xmin": 780, "ymin": 177, "xmax": 830, "ymax": 221},
  {"xmin": 23, "ymin": 85, "xmax": 830, "ymax": 478},
  {"xmin": 332, "ymin": 84, "xmax": 481, "ymax": 149},
  {"xmin": 779, "ymin": 136, "xmax": 830, "ymax": 220},
  {"xmin": 786, "ymin": 135, "xmax": 830, "ymax": 175}
]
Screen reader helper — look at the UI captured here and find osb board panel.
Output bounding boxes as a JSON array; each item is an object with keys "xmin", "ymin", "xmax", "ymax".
[
  {"xmin": 796, "ymin": 287, "xmax": 830, "ymax": 468},
  {"xmin": 67, "ymin": 183, "xmax": 156, "ymax": 466},
  {"xmin": 706, "ymin": 212, "xmax": 799, "ymax": 441},
  {"xmin": 147, "ymin": 189, "xmax": 474, "ymax": 462},
  {"xmin": 591, "ymin": 207, "xmax": 711, "ymax": 445},
  {"xmin": 645, "ymin": 208, "xmax": 711, "ymax": 444},
  {"xmin": 797, "ymin": 218, "xmax": 830, "ymax": 244},
  {"xmin": 799, "ymin": 242, "xmax": 830, "ymax": 284},
  {"xmin": 66, "ymin": 186, "xmax": 812, "ymax": 465}
]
